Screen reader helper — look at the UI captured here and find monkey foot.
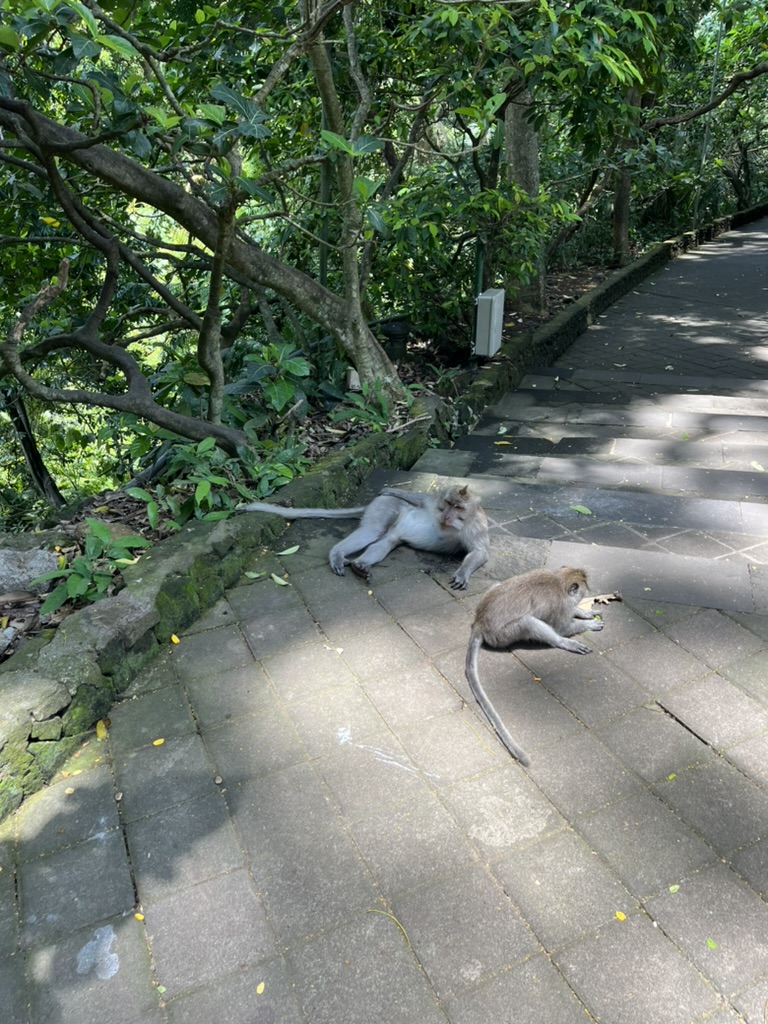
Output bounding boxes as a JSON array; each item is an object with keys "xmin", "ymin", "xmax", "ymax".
[{"xmin": 349, "ymin": 561, "xmax": 372, "ymax": 584}]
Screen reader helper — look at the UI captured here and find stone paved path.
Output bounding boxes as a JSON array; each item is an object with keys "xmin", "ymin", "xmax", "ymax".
[{"xmin": 3, "ymin": 218, "xmax": 768, "ymax": 1024}]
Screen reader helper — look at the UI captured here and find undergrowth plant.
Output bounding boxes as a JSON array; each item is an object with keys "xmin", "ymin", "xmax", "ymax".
[{"xmin": 32, "ymin": 518, "xmax": 151, "ymax": 614}]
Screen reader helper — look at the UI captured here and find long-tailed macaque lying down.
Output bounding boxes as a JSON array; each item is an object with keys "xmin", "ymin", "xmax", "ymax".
[
  {"xmin": 242, "ymin": 484, "xmax": 489, "ymax": 589},
  {"xmin": 465, "ymin": 566, "xmax": 604, "ymax": 765}
]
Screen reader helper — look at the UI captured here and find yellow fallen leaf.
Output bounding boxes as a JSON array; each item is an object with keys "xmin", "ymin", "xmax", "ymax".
[
  {"xmin": 152, "ymin": 738, "xmax": 165, "ymax": 746},
  {"xmin": 134, "ymin": 912, "xmax": 145, "ymax": 921},
  {"xmin": 170, "ymin": 634, "xmax": 180, "ymax": 644},
  {"xmin": 615, "ymin": 911, "xmax": 626, "ymax": 921},
  {"xmin": 256, "ymin": 982, "xmax": 265, "ymax": 995},
  {"xmin": 95, "ymin": 719, "xmax": 109, "ymax": 741},
  {"xmin": 64, "ymin": 787, "xmax": 75, "ymax": 795},
  {"xmin": 41, "ymin": 216, "xmax": 61, "ymax": 226},
  {"xmin": 494, "ymin": 440, "xmax": 512, "ymax": 446}
]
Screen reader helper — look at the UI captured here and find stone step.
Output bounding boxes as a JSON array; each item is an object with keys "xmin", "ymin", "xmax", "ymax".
[
  {"xmin": 416, "ymin": 446, "xmax": 768, "ymax": 503},
  {"xmin": 526, "ymin": 366, "xmax": 768, "ymax": 397},
  {"xmin": 494, "ymin": 387, "xmax": 768, "ymax": 424},
  {"xmin": 403, "ymin": 460, "xmax": 768, "ymax": 548},
  {"xmin": 542, "ymin": 540, "xmax": 756, "ymax": 613},
  {"xmin": 456, "ymin": 432, "xmax": 768, "ymax": 471}
]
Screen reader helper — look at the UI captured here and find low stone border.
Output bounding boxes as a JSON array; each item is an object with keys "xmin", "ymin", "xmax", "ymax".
[{"xmin": 2, "ymin": 203, "xmax": 767, "ymax": 821}]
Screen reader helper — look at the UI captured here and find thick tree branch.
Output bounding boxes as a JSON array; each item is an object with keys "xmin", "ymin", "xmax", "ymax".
[{"xmin": 645, "ymin": 62, "xmax": 768, "ymax": 130}]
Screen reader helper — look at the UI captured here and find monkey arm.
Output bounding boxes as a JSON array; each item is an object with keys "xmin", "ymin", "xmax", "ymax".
[{"xmin": 449, "ymin": 541, "xmax": 489, "ymax": 590}]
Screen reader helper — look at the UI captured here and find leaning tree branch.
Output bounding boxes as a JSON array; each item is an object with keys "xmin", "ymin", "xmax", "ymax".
[
  {"xmin": 644, "ymin": 61, "xmax": 768, "ymax": 130},
  {"xmin": 1, "ymin": 263, "xmax": 247, "ymax": 453}
]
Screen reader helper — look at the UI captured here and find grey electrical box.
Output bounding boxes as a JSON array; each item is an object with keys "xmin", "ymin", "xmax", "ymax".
[{"xmin": 474, "ymin": 288, "xmax": 505, "ymax": 357}]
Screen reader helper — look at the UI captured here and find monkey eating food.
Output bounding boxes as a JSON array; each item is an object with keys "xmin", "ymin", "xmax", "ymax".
[
  {"xmin": 465, "ymin": 566, "xmax": 604, "ymax": 765},
  {"xmin": 242, "ymin": 484, "xmax": 489, "ymax": 590}
]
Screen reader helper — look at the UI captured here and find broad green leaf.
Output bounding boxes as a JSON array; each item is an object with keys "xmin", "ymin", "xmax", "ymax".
[
  {"xmin": 270, "ymin": 573, "xmax": 290, "ymax": 586},
  {"xmin": 39, "ymin": 583, "xmax": 72, "ymax": 615},
  {"xmin": 0, "ymin": 26, "xmax": 21, "ymax": 50},
  {"xmin": 352, "ymin": 135, "xmax": 384, "ymax": 155},
  {"xmin": 86, "ymin": 517, "xmax": 112, "ymax": 543},
  {"xmin": 320, "ymin": 129, "xmax": 354, "ymax": 155},
  {"xmin": 64, "ymin": 0, "xmax": 99, "ymax": 35},
  {"xmin": 277, "ymin": 545, "xmax": 299, "ymax": 555},
  {"xmin": 198, "ymin": 103, "xmax": 227, "ymax": 125},
  {"xmin": 569, "ymin": 505, "xmax": 592, "ymax": 516},
  {"xmin": 196, "ymin": 436, "xmax": 216, "ymax": 453},
  {"xmin": 95, "ymin": 33, "xmax": 139, "ymax": 59},
  {"xmin": 195, "ymin": 479, "xmax": 211, "ymax": 504}
]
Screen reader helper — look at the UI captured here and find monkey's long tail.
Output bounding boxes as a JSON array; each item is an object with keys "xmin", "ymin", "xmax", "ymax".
[
  {"xmin": 465, "ymin": 633, "xmax": 531, "ymax": 767},
  {"xmin": 239, "ymin": 501, "xmax": 367, "ymax": 518}
]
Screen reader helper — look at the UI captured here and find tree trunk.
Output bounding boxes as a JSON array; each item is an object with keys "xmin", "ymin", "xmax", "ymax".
[
  {"xmin": 1, "ymin": 389, "xmax": 66, "ymax": 507},
  {"xmin": 505, "ymin": 87, "xmax": 547, "ymax": 314}
]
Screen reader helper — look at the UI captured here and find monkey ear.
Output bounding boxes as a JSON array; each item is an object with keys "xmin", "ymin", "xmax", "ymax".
[
  {"xmin": 457, "ymin": 486, "xmax": 469, "ymax": 499},
  {"xmin": 567, "ymin": 582, "xmax": 580, "ymax": 596}
]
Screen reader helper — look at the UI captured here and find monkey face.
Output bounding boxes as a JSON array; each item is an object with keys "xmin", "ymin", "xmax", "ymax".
[{"xmin": 438, "ymin": 499, "xmax": 465, "ymax": 530}]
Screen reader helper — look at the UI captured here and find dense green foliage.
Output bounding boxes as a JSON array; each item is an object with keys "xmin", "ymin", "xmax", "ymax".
[{"xmin": 0, "ymin": 0, "xmax": 766, "ymax": 527}]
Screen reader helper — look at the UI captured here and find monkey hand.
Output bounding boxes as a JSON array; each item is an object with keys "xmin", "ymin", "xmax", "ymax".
[
  {"xmin": 449, "ymin": 573, "xmax": 469, "ymax": 590},
  {"xmin": 585, "ymin": 619, "xmax": 604, "ymax": 631}
]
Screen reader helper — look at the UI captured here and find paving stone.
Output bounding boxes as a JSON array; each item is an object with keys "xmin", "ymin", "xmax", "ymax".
[
  {"xmin": 514, "ymin": 647, "xmax": 647, "ymax": 726},
  {"xmin": 240, "ymin": 599, "xmax": 323, "ymax": 658},
  {"xmin": 658, "ymin": 674, "xmax": 768, "ymax": 750},
  {"xmin": 113, "ymin": 733, "xmax": 220, "ymax": 823},
  {"xmin": 183, "ymin": 660, "xmax": 274, "ymax": 727},
  {"xmin": 398, "ymin": 600, "xmax": 475, "ymax": 658},
  {"xmin": 315, "ymin": 733, "xmax": 432, "ymax": 816},
  {"xmin": 444, "ymin": 953, "xmax": 590, "ymax": 1024},
  {"xmin": 169, "ymin": 622, "xmax": 254, "ymax": 680},
  {"xmin": 123, "ymin": 649, "xmax": 179, "ymax": 697},
  {"xmin": 290, "ymin": 565, "xmax": 397, "ymax": 636},
  {"xmin": 285, "ymin": 682, "xmax": 386, "ymax": 755},
  {"xmin": 493, "ymin": 829, "xmax": 635, "ymax": 950},
  {"xmin": 166, "ymin": 957, "xmax": 305, "ymax": 1024},
  {"xmin": 731, "ymin": 837, "xmax": 768, "ymax": 897},
  {"xmin": 600, "ymin": 631, "xmax": 710, "ymax": 696},
  {"xmin": 203, "ymin": 704, "xmax": 307, "ymax": 784},
  {"xmin": 346, "ymin": 791, "xmax": 475, "ymax": 895},
  {"xmin": 286, "ymin": 912, "xmax": 447, "ymax": 1024},
  {"xmin": 231, "ymin": 764, "xmax": 378, "ymax": 942},
  {"xmin": 724, "ymin": 729, "xmax": 768, "ymax": 788},
  {"xmin": 337, "ymin": 624, "xmax": 434, "ymax": 680},
  {"xmin": 262, "ymin": 640, "xmax": 359, "ymax": 700},
  {"xmin": 397, "ymin": 710, "xmax": 506, "ymax": 786},
  {"xmin": 440, "ymin": 766, "xmax": 566, "ymax": 861},
  {"xmin": 27, "ymin": 918, "xmax": 159, "ymax": 1024},
  {"xmin": 653, "ymin": 760, "xmax": 768, "ymax": 855},
  {"xmin": 374, "ymin": 571, "xmax": 459, "ymax": 617},
  {"xmin": 594, "ymin": 705, "xmax": 714, "ymax": 782},
  {"xmin": 732, "ymin": 977, "xmax": 768, "ymax": 1023},
  {"xmin": 645, "ymin": 864, "xmax": 768, "ymax": 995},
  {"xmin": 0, "ymin": 953, "xmax": 28, "ymax": 1024},
  {"xmin": 126, "ymin": 792, "xmax": 243, "ymax": 902},
  {"xmin": 362, "ymin": 660, "xmax": 462, "ymax": 729},
  {"xmin": 109, "ymin": 685, "xmax": 196, "ymax": 755},
  {"xmin": 20, "ymin": 830, "xmax": 134, "ymax": 945},
  {"xmin": 553, "ymin": 914, "xmax": 720, "ymax": 1024},
  {"xmin": 143, "ymin": 870, "xmax": 273, "ymax": 999},
  {"xmin": 527, "ymin": 731, "xmax": 643, "ymax": 818},
  {"xmin": 718, "ymin": 649, "xmax": 768, "ymax": 705},
  {"xmin": 16, "ymin": 765, "xmax": 120, "ymax": 858},
  {"xmin": 576, "ymin": 789, "xmax": 717, "ymax": 898},
  {"xmin": 390, "ymin": 863, "xmax": 539, "ymax": 999},
  {"xmin": 0, "ymin": 872, "xmax": 18, "ymax": 957},
  {"xmin": 662, "ymin": 608, "xmax": 766, "ymax": 668}
]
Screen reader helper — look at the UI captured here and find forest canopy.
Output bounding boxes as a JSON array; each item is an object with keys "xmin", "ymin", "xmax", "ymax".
[{"xmin": 1, "ymin": 0, "xmax": 767, "ymax": 526}]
